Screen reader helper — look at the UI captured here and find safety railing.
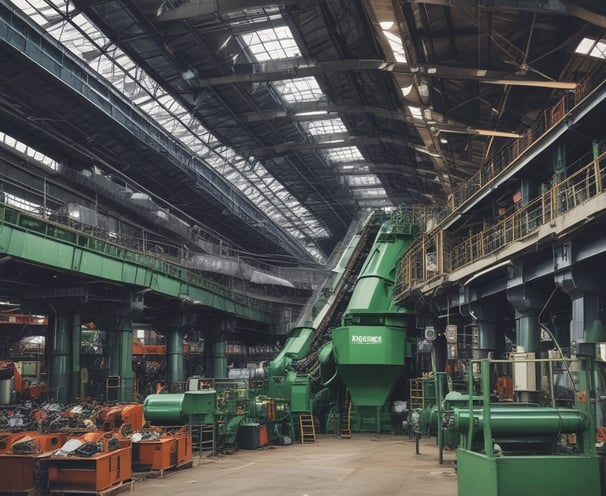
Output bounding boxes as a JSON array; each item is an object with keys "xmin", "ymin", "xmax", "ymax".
[
  {"xmin": 394, "ymin": 229, "xmax": 451, "ymax": 294},
  {"xmin": 451, "ymin": 71, "xmax": 601, "ymax": 210},
  {"xmin": 395, "ymin": 150, "xmax": 606, "ymax": 299}
]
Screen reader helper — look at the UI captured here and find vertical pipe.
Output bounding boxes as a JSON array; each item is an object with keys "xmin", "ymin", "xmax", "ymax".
[
  {"xmin": 436, "ymin": 372, "xmax": 444, "ymax": 464},
  {"xmin": 71, "ymin": 313, "xmax": 81, "ymax": 400},
  {"xmin": 481, "ymin": 360, "xmax": 493, "ymax": 458},
  {"xmin": 50, "ymin": 310, "xmax": 71, "ymax": 402},
  {"xmin": 167, "ymin": 327, "xmax": 185, "ymax": 391},
  {"xmin": 119, "ymin": 324, "xmax": 133, "ymax": 402}
]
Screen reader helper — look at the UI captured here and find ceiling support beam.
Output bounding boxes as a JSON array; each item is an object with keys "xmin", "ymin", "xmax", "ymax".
[
  {"xmin": 243, "ymin": 135, "xmax": 411, "ymax": 158},
  {"xmin": 157, "ymin": 0, "xmax": 299, "ymax": 21},
  {"xmin": 189, "ymin": 57, "xmax": 576, "ymax": 89},
  {"xmin": 193, "ymin": 58, "xmax": 411, "ymax": 87},
  {"xmin": 401, "ymin": 0, "xmax": 606, "ymax": 29},
  {"xmin": 434, "ymin": 123, "xmax": 522, "ymax": 138},
  {"xmin": 414, "ymin": 64, "xmax": 577, "ymax": 89},
  {"xmin": 240, "ymin": 102, "xmax": 412, "ymax": 123}
]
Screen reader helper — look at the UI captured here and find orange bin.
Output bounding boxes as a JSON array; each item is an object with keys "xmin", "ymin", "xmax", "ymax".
[
  {"xmin": 133, "ymin": 432, "xmax": 192, "ymax": 472},
  {"xmin": 0, "ymin": 432, "xmax": 66, "ymax": 493},
  {"xmin": 48, "ymin": 445, "xmax": 132, "ymax": 493}
]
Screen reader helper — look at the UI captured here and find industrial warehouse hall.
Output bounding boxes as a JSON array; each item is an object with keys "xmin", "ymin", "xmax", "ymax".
[{"xmin": 0, "ymin": 1, "xmax": 605, "ymax": 496}]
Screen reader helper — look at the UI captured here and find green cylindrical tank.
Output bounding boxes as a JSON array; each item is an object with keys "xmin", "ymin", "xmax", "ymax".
[
  {"xmin": 143, "ymin": 393, "xmax": 185, "ymax": 424},
  {"xmin": 453, "ymin": 407, "xmax": 589, "ymax": 435}
]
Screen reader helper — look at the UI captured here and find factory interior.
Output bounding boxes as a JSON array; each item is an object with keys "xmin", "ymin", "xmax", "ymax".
[{"xmin": 0, "ymin": 0, "xmax": 605, "ymax": 495}]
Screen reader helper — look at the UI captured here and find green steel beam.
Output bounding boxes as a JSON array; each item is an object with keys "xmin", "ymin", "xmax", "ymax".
[{"xmin": 0, "ymin": 206, "xmax": 271, "ymax": 323}]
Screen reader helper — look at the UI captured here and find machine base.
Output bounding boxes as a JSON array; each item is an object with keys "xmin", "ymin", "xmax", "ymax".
[{"xmin": 456, "ymin": 448, "xmax": 600, "ymax": 496}]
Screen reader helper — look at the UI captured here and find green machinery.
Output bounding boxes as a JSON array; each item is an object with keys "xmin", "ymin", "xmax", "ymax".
[
  {"xmin": 143, "ymin": 380, "xmax": 249, "ymax": 449},
  {"xmin": 319, "ymin": 210, "xmax": 418, "ymax": 433},
  {"xmin": 452, "ymin": 359, "xmax": 600, "ymax": 496}
]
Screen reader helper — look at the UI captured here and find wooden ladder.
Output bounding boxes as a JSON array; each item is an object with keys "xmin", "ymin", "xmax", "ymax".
[
  {"xmin": 299, "ymin": 414, "xmax": 317, "ymax": 444},
  {"xmin": 340, "ymin": 393, "xmax": 352, "ymax": 438}
]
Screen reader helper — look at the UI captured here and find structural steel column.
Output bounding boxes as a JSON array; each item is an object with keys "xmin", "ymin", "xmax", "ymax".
[
  {"xmin": 469, "ymin": 301, "xmax": 498, "ymax": 359},
  {"xmin": 507, "ymin": 268, "xmax": 543, "ymax": 353},
  {"xmin": 71, "ymin": 313, "xmax": 81, "ymax": 399},
  {"xmin": 212, "ymin": 337, "xmax": 227, "ymax": 379},
  {"xmin": 50, "ymin": 309, "xmax": 71, "ymax": 402},
  {"xmin": 167, "ymin": 327, "xmax": 185, "ymax": 390},
  {"xmin": 109, "ymin": 322, "xmax": 134, "ymax": 402}
]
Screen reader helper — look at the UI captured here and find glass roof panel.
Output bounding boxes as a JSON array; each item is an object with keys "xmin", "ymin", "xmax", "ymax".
[
  {"xmin": 351, "ymin": 187, "xmax": 388, "ymax": 198},
  {"xmin": 240, "ymin": 26, "xmax": 299, "ymax": 61},
  {"xmin": 326, "ymin": 147, "xmax": 364, "ymax": 162},
  {"xmin": 274, "ymin": 77, "xmax": 325, "ymax": 103},
  {"xmin": 575, "ymin": 37, "xmax": 606, "ymax": 59},
  {"xmin": 343, "ymin": 174, "xmax": 382, "ymax": 187},
  {"xmin": 383, "ymin": 31, "xmax": 407, "ymax": 63},
  {"xmin": 306, "ymin": 119, "xmax": 347, "ymax": 136}
]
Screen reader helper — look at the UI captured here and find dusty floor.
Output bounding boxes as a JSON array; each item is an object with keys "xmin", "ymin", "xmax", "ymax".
[{"xmin": 131, "ymin": 434, "xmax": 457, "ymax": 496}]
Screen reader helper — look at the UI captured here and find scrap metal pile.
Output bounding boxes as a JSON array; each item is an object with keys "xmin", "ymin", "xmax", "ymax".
[{"xmin": 0, "ymin": 400, "xmax": 111, "ymax": 433}]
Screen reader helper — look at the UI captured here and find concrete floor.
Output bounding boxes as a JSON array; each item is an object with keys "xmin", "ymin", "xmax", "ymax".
[{"xmin": 131, "ymin": 435, "xmax": 457, "ymax": 496}]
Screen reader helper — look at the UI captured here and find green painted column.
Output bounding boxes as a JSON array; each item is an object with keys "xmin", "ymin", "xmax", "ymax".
[
  {"xmin": 109, "ymin": 322, "xmax": 134, "ymax": 402},
  {"xmin": 50, "ymin": 310, "xmax": 71, "ymax": 402},
  {"xmin": 71, "ymin": 313, "xmax": 81, "ymax": 399},
  {"xmin": 167, "ymin": 327, "xmax": 185, "ymax": 391},
  {"xmin": 515, "ymin": 312, "xmax": 540, "ymax": 353},
  {"xmin": 212, "ymin": 337, "xmax": 227, "ymax": 379}
]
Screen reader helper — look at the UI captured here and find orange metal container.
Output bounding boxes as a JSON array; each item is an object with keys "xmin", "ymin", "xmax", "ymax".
[
  {"xmin": 0, "ymin": 452, "xmax": 49, "ymax": 492},
  {"xmin": 0, "ymin": 433, "xmax": 66, "ymax": 492},
  {"xmin": 134, "ymin": 432, "xmax": 192, "ymax": 472},
  {"xmin": 47, "ymin": 445, "xmax": 132, "ymax": 493}
]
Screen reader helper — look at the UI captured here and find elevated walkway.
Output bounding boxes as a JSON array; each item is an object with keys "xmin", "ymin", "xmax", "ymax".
[{"xmin": 0, "ymin": 204, "xmax": 272, "ymax": 323}]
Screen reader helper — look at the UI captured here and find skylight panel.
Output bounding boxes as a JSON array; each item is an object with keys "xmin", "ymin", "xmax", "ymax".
[
  {"xmin": 326, "ymin": 147, "xmax": 364, "ymax": 162},
  {"xmin": 344, "ymin": 175, "xmax": 382, "ymax": 187},
  {"xmin": 0, "ymin": 132, "xmax": 59, "ymax": 171},
  {"xmin": 307, "ymin": 119, "xmax": 347, "ymax": 136},
  {"xmin": 352, "ymin": 187, "xmax": 387, "ymax": 198},
  {"xmin": 274, "ymin": 77, "xmax": 324, "ymax": 103},
  {"xmin": 408, "ymin": 105, "xmax": 423, "ymax": 120},
  {"xmin": 383, "ymin": 31, "xmax": 407, "ymax": 63},
  {"xmin": 575, "ymin": 37, "xmax": 606, "ymax": 59},
  {"xmin": 240, "ymin": 26, "xmax": 299, "ymax": 61}
]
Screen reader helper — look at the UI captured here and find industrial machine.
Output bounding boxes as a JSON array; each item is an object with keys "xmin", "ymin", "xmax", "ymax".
[
  {"xmin": 314, "ymin": 209, "xmax": 418, "ymax": 433},
  {"xmin": 452, "ymin": 358, "xmax": 601, "ymax": 496}
]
